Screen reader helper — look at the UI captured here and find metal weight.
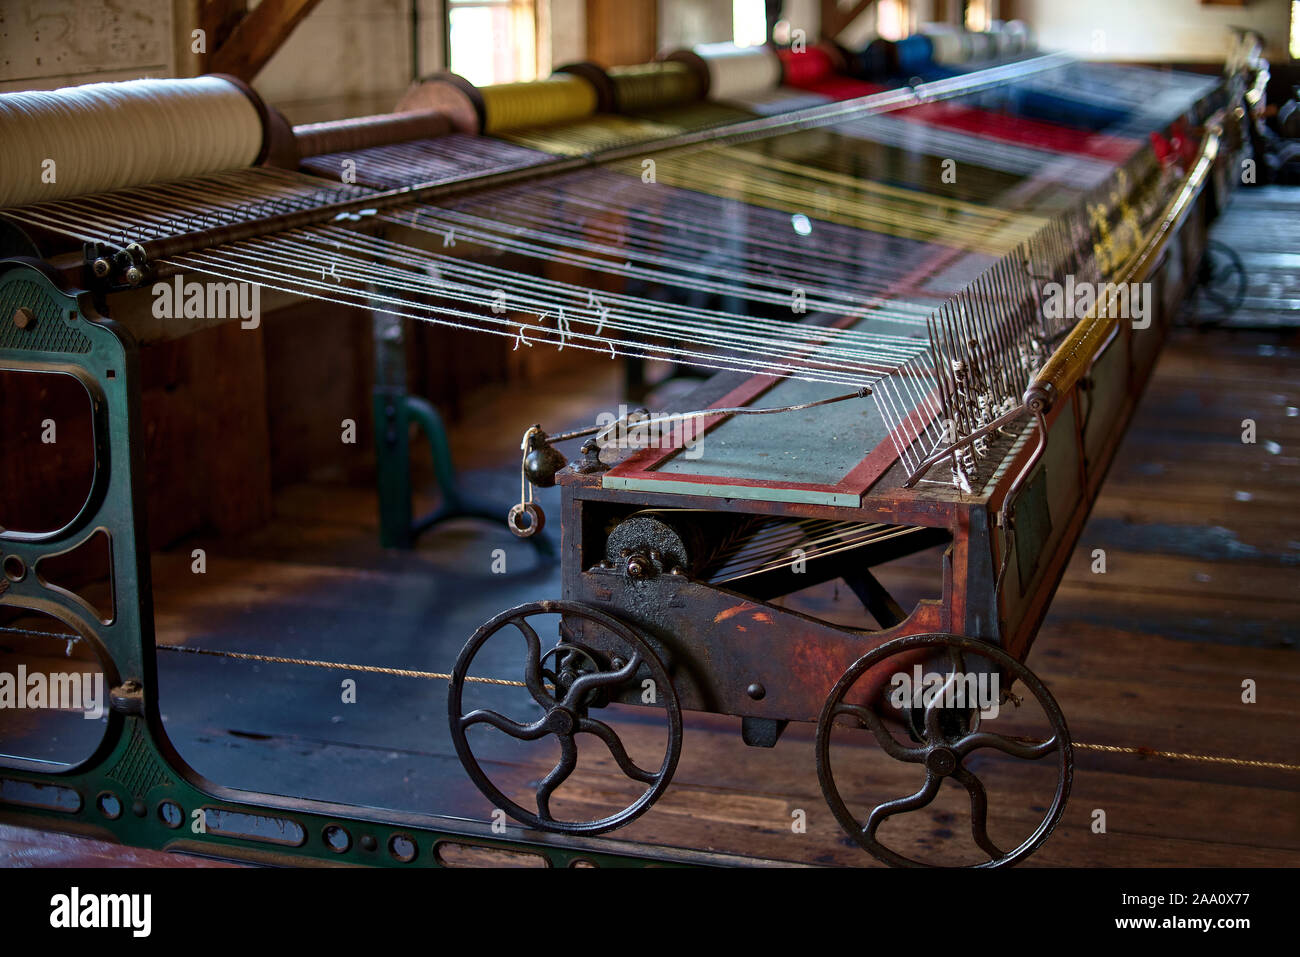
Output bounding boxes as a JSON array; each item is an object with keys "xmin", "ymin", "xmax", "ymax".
[{"xmin": 507, "ymin": 502, "xmax": 545, "ymax": 537}]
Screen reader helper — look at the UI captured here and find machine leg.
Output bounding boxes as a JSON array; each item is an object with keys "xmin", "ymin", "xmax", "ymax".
[{"xmin": 374, "ymin": 389, "xmax": 553, "ymax": 555}]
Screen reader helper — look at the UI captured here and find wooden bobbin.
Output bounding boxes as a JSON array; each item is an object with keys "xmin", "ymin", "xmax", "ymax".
[{"xmin": 396, "ymin": 72, "xmax": 486, "ymax": 134}]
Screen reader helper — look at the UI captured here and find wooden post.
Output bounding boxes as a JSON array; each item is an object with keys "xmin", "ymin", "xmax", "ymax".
[
  {"xmin": 821, "ymin": 0, "xmax": 878, "ymax": 42},
  {"xmin": 586, "ymin": 0, "xmax": 658, "ymax": 66}
]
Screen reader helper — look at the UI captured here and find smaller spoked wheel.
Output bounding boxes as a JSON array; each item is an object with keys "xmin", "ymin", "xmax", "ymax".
[
  {"xmin": 448, "ymin": 600, "xmax": 681, "ymax": 835},
  {"xmin": 816, "ymin": 633, "xmax": 1072, "ymax": 868},
  {"xmin": 1193, "ymin": 239, "xmax": 1247, "ymax": 325}
]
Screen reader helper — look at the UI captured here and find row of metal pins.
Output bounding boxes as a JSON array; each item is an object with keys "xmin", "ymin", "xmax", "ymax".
[
  {"xmin": 981, "ymin": 264, "xmax": 1018, "ymax": 403},
  {"xmin": 989, "ymin": 256, "xmax": 1021, "ymax": 393},
  {"xmin": 886, "ymin": 74, "xmax": 1212, "ymax": 487},
  {"xmin": 961, "ymin": 277, "xmax": 997, "ymax": 404},
  {"xmin": 917, "ymin": 208, "xmax": 1095, "ymax": 487}
]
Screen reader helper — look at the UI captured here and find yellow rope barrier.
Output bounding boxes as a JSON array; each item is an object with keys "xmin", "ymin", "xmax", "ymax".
[
  {"xmin": 8, "ymin": 627, "xmax": 1292, "ymax": 772},
  {"xmin": 157, "ymin": 643, "xmax": 525, "ymax": 688},
  {"xmin": 149, "ymin": 641, "xmax": 1300, "ymax": 772}
]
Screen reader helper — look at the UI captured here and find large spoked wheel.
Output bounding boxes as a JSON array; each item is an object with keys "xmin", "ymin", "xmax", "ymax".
[
  {"xmin": 448, "ymin": 600, "xmax": 682, "ymax": 835},
  {"xmin": 816, "ymin": 633, "xmax": 1072, "ymax": 868}
]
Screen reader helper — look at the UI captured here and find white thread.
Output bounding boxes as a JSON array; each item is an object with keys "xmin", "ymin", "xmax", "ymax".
[
  {"xmin": 921, "ymin": 26, "xmax": 969, "ymax": 66},
  {"xmin": 693, "ymin": 42, "xmax": 783, "ymax": 101}
]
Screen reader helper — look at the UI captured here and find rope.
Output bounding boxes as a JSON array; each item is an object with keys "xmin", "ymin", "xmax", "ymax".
[
  {"xmin": 778, "ymin": 46, "xmax": 839, "ymax": 88},
  {"xmin": 1071, "ymin": 741, "xmax": 1300, "ymax": 772},
  {"xmin": 1, "ymin": 624, "xmax": 1292, "ymax": 771},
  {"xmin": 608, "ymin": 61, "xmax": 703, "ymax": 112},
  {"xmin": 479, "ymin": 74, "xmax": 599, "ymax": 133},
  {"xmin": 155, "ymin": 643, "xmax": 524, "ymax": 687},
  {"xmin": 691, "ymin": 42, "xmax": 783, "ymax": 100},
  {"xmin": 0, "ymin": 624, "xmax": 83, "ymax": 641}
]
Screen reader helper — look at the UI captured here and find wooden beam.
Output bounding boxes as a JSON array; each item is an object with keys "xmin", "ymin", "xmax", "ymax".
[
  {"xmin": 820, "ymin": 0, "xmax": 838, "ymax": 39},
  {"xmin": 821, "ymin": 0, "xmax": 877, "ymax": 42},
  {"xmin": 198, "ymin": 0, "xmax": 248, "ymax": 74},
  {"xmin": 207, "ymin": 0, "xmax": 324, "ymax": 82}
]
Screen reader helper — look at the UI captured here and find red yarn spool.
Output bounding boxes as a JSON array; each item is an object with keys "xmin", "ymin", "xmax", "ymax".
[{"xmin": 777, "ymin": 45, "xmax": 837, "ymax": 89}]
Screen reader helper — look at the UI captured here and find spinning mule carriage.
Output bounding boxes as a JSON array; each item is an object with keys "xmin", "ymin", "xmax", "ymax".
[{"xmin": 445, "ymin": 61, "xmax": 1233, "ymax": 868}]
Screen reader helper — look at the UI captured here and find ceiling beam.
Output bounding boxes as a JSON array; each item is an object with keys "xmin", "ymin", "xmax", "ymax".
[
  {"xmin": 207, "ymin": 0, "xmax": 324, "ymax": 82},
  {"xmin": 197, "ymin": 0, "xmax": 247, "ymax": 73},
  {"xmin": 821, "ymin": 0, "xmax": 878, "ymax": 42}
]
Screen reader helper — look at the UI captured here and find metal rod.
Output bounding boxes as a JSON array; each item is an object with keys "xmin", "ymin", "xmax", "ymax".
[
  {"xmin": 902, "ymin": 401, "xmax": 1031, "ymax": 487},
  {"xmin": 544, "ymin": 386, "xmax": 871, "ymax": 446}
]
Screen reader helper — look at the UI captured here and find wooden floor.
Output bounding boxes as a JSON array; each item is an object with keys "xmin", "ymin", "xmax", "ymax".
[{"xmin": 3, "ymin": 190, "xmax": 1299, "ymax": 868}]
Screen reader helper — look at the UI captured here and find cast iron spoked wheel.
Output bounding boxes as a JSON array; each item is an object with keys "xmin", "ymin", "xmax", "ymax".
[
  {"xmin": 448, "ymin": 600, "xmax": 682, "ymax": 835},
  {"xmin": 1193, "ymin": 239, "xmax": 1247, "ymax": 325},
  {"xmin": 815, "ymin": 633, "xmax": 1072, "ymax": 868}
]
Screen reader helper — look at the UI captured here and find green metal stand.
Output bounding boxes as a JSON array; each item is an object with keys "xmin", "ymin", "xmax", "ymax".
[{"xmin": 371, "ymin": 310, "xmax": 552, "ymax": 555}]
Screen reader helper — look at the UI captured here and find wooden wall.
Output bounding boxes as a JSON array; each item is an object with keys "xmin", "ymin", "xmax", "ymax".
[
  {"xmin": 0, "ymin": 0, "xmax": 179, "ymax": 92},
  {"xmin": 0, "ymin": 0, "xmax": 593, "ymax": 115},
  {"xmin": 1018, "ymin": 0, "xmax": 1293, "ymax": 63}
]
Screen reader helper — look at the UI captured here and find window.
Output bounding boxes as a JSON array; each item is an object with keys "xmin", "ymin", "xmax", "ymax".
[
  {"xmin": 733, "ymin": 0, "xmax": 767, "ymax": 48},
  {"xmin": 878, "ymin": 0, "xmax": 909, "ymax": 41},
  {"xmin": 448, "ymin": 0, "xmax": 537, "ymax": 86},
  {"xmin": 1292, "ymin": 2, "xmax": 1299, "ymax": 59},
  {"xmin": 964, "ymin": 0, "xmax": 990, "ymax": 33}
]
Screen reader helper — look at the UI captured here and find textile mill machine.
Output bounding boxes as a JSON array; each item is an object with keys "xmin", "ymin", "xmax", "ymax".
[{"xmin": 0, "ymin": 27, "xmax": 1239, "ymax": 866}]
